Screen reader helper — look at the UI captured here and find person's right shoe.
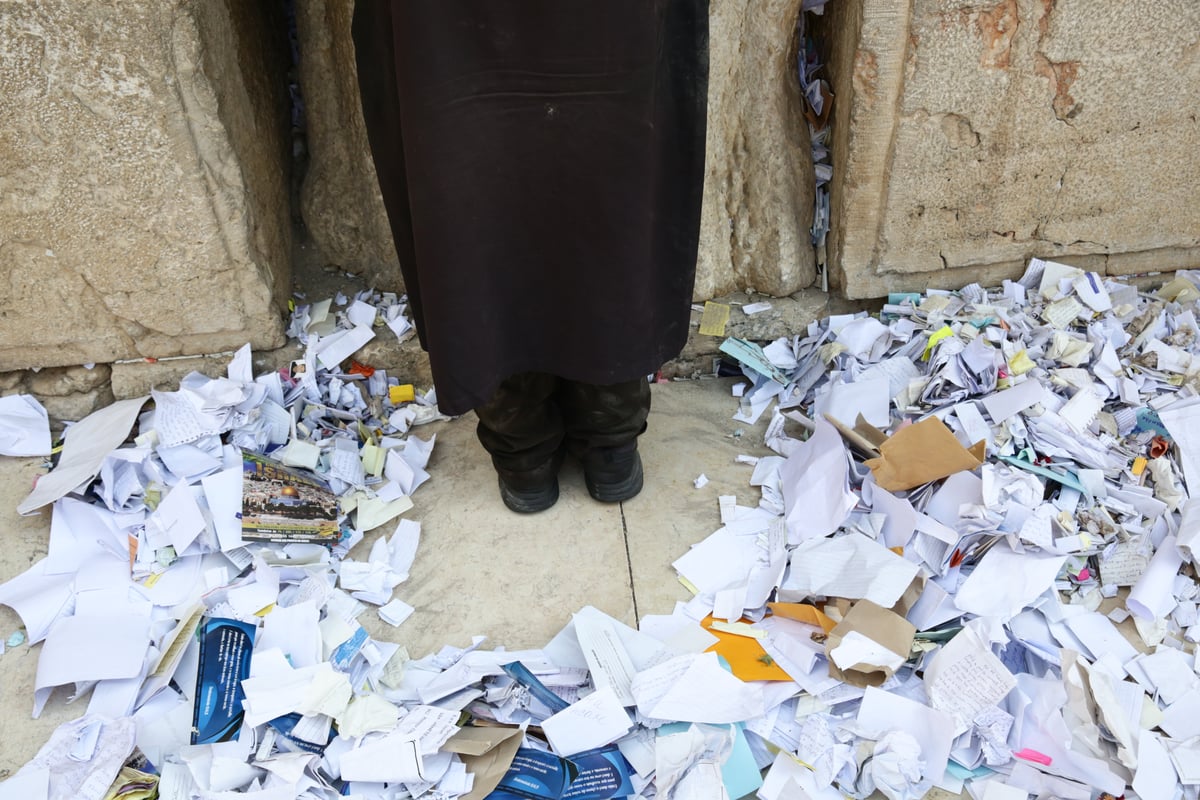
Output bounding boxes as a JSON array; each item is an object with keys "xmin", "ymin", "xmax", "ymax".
[{"xmin": 582, "ymin": 443, "xmax": 643, "ymax": 503}]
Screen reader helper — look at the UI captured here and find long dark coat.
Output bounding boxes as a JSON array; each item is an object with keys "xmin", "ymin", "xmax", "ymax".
[{"xmin": 352, "ymin": 1, "xmax": 709, "ymax": 415}]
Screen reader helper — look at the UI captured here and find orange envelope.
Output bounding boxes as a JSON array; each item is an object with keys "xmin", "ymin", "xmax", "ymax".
[
  {"xmin": 700, "ymin": 615, "xmax": 794, "ymax": 682},
  {"xmin": 766, "ymin": 602, "xmax": 838, "ymax": 634}
]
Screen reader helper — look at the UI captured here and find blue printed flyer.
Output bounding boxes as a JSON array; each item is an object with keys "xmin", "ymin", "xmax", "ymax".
[
  {"xmin": 191, "ymin": 617, "xmax": 256, "ymax": 745},
  {"xmin": 486, "ymin": 745, "xmax": 635, "ymax": 800}
]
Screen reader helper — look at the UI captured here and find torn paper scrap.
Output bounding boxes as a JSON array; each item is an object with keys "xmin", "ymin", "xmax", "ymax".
[
  {"xmin": 779, "ymin": 417, "xmax": 858, "ymax": 542},
  {"xmin": 18, "ymin": 396, "xmax": 149, "ymax": 515},
  {"xmin": 631, "ymin": 652, "xmax": 765, "ymax": 724},
  {"xmin": 0, "ymin": 394, "xmax": 52, "ymax": 457},
  {"xmin": 954, "ymin": 543, "xmax": 1066, "ymax": 623},
  {"xmin": 778, "ymin": 533, "xmax": 920, "ymax": 609}
]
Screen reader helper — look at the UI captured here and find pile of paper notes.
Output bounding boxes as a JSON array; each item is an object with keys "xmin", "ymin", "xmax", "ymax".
[{"xmin": 3, "ymin": 259, "xmax": 1200, "ymax": 800}]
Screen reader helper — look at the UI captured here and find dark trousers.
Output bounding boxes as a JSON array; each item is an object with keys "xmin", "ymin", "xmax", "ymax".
[{"xmin": 475, "ymin": 373, "xmax": 651, "ymax": 473}]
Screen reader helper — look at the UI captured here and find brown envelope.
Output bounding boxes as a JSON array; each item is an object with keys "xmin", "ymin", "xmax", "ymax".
[
  {"xmin": 863, "ymin": 416, "xmax": 985, "ymax": 492},
  {"xmin": 443, "ymin": 725, "xmax": 524, "ymax": 800},
  {"xmin": 823, "ymin": 599, "xmax": 917, "ymax": 688}
]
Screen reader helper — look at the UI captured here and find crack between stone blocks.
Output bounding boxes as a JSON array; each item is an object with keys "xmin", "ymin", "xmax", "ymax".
[{"xmin": 618, "ymin": 502, "xmax": 640, "ymax": 624}]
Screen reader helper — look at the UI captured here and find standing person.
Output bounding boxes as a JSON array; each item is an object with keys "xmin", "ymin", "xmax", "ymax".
[{"xmin": 353, "ymin": 1, "xmax": 709, "ymax": 512}]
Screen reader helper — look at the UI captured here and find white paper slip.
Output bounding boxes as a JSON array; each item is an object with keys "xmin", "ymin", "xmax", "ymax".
[
  {"xmin": 979, "ymin": 380, "xmax": 1046, "ymax": 423},
  {"xmin": 954, "ymin": 544, "xmax": 1066, "ymax": 623},
  {"xmin": 339, "ymin": 734, "xmax": 425, "ymax": 783},
  {"xmin": 379, "ymin": 599, "xmax": 415, "ymax": 627},
  {"xmin": 0, "ymin": 394, "xmax": 52, "ymax": 457},
  {"xmin": 575, "ymin": 612, "xmax": 638, "ymax": 706},
  {"xmin": 541, "ymin": 687, "xmax": 633, "ymax": 756},
  {"xmin": 315, "ymin": 324, "xmax": 375, "ymax": 371},
  {"xmin": 1058, "ymin": 387, "xmax": 1104, "ymax": 434},
  {"xmin": 1072, "ymin": 272, "xmax": 1112, "ymax": 312}
]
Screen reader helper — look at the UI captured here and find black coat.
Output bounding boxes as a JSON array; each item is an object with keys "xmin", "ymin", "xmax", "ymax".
[{"xmin": 353, "ymin": 1, "xmax": 709, "ymax": 415}]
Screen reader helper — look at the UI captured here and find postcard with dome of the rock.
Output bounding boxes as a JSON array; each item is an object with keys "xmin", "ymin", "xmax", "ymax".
[{"xmin": 241, "ymin": 451, "xmax": 340, "ymax": 545}]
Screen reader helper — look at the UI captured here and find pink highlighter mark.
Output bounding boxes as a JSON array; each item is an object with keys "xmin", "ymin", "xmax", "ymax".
[
  {"xmin": 1076, "ymin": 568, "xmax": 1091, "ymax": 581},
  {"xmin": 1014, "ymin": 749, "xmax": 1053, "ymax": 766}
]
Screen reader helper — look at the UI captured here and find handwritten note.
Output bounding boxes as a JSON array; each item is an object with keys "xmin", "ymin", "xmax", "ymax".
[
  {"xmin": 541, "ymin": 687, "xmax": 632, "ymax": 756},
  {"xmin": 924, "ymin": 627, "xmax": 1017, "ymax": 734},
  {"xmin": 1100, "ymin": 541, "xmax": 1150, "ymax": 587}
]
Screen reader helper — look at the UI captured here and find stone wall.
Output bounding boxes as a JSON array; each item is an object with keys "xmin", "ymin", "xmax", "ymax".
[
  {"xmin": 824, "ymin": 0, "xmax": 1200, "ymax": 298},
  {"xmin": 6, "ymin": 0, "xmax": 1197, "ymax": 403},
  {"xmin": 0, "ymin": 0, "xmax": 291, "ymax": 372},
  {"xmin": 294, "ymin": 0, "xmax": 817, "ymax": 301}
]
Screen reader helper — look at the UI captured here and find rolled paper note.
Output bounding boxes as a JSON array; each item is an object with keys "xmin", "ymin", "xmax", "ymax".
[{"xmin": 1127, "ymin": 535, "xmax": 1183, "ymax": 620}]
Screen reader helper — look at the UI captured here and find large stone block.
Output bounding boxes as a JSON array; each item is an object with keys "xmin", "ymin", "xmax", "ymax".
[
  {"xmin": 0, "ymin": 0, "xmax": 291, "ymax": 371},
  {"xmin": 826, "ymin": 0, "xmax": 1200, "ymax": 298},
  {"xmin": 296, "ymin": 1, "xmax": 816, "ymax": 301},
  {"xmin": 294, "ymin": 0, "xmax": 401, "ymax": 291},
  {"xmin": 696, "ymin": 0, "xmax": 817, "ymax": 299}
]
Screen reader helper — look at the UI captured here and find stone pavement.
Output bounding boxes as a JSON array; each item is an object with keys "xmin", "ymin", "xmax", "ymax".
[{"xmin": 0, "ymin": 376, "xmax": 770, "ymax": 776}]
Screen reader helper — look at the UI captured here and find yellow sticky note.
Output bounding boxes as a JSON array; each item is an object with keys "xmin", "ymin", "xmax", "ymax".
[
  {"xmin": 708, "ymin": 620, "xmax": 766, "ymax": 639},
  {"xmin": 1132, "ymin": 456, "xmax": 1148, "ymax": 476},
  {"xmin": 1008, "ymin": 349, "xmax": 1036, "ymax": 375},
  {"xmin": 922, "ymin": 326, "xmax": 954, "ymax": 361},
  {"xmin": 361, "ymin": 443, "xmax": 386, "ymax": 477},
  {"xmin": 698, "ymin": 301, "xmax": 731, "ymax": 337},
  {"xmin": 389, "ymin": 384, "xmax": 415, "ymax": 404}
]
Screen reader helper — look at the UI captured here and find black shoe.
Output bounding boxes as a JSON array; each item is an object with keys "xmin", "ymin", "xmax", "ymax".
[
  {"xmin": 495, "ymin": 451, "xmax": 563, "ymax": 513},
  {"xmin": 583, "ymin": 444, "xmax": 643, "ymax": 503}
]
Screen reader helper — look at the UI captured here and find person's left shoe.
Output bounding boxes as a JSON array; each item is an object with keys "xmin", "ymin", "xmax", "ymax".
[
  {"xmin": 494, "ymin": 449, "xmax": 564, "ymax": 513},
  {"xmin": 582, "ymin": 442, "xmax": 643, "ymax": 503}
]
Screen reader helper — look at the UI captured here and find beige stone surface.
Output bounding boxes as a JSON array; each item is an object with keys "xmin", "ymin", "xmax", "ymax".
[
  {"xmin": 696, "ymin": 0, "xmax": 818, "ymax": 300},
  {"xmin": 297, "ymin": 1, "xmax": 816, "ymax": 300},
  {"xmin": 0, "ymin": 1, "xmax": 290, "ymax": 372},
  {"xmin": 827, "ymin": 0, "xmax": 1200, "ymax": 298},
  {"xmin": 293, "ymin": 0, "xmax": 401, "ymax": 291},
  {"xmin": 362, "ymin": 414, "xmax": 636, "ymax": 659},
  {"xmin": 624, "ymin": 378, "xmax": 775, "ymax": 618}
]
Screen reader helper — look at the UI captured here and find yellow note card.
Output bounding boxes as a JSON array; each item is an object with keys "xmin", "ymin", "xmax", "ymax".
[{"xmin": 698, "ymin": 301, "xmax": 731, "ymax": 337}]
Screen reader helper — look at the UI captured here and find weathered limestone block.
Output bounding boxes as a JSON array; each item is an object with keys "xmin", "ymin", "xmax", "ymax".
[
  {"xmin": 0, "ymin": 1, "xmax": 291, "ymax": 371},
  {"xmin": 696, "ymin": 0, "xmax": 817, "ymax": 299},
  {"xmin": 294, "ymin": 0, "xmax": 401, "ymax": 290},
  {"xmin": 0, "ymin": 371, "xmax": 26, "ymax": 393},
  {"xmin": 0, "ymin": 365, "xmax": 113, "ymax": 424},
  {"xmin": 826, "ymin": 0, "xmax": 1200, "ymax": 298},
  {"xmin": 296, "ymin": 0, "xmax": 815, "ymax": 300},
  {"xmin": 38, "ymin": 385, "xmax": 116, "ymax": 426},
  {"xmin": 26, "ymin": 364, "xmax": 111, "ymax": 398}
]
